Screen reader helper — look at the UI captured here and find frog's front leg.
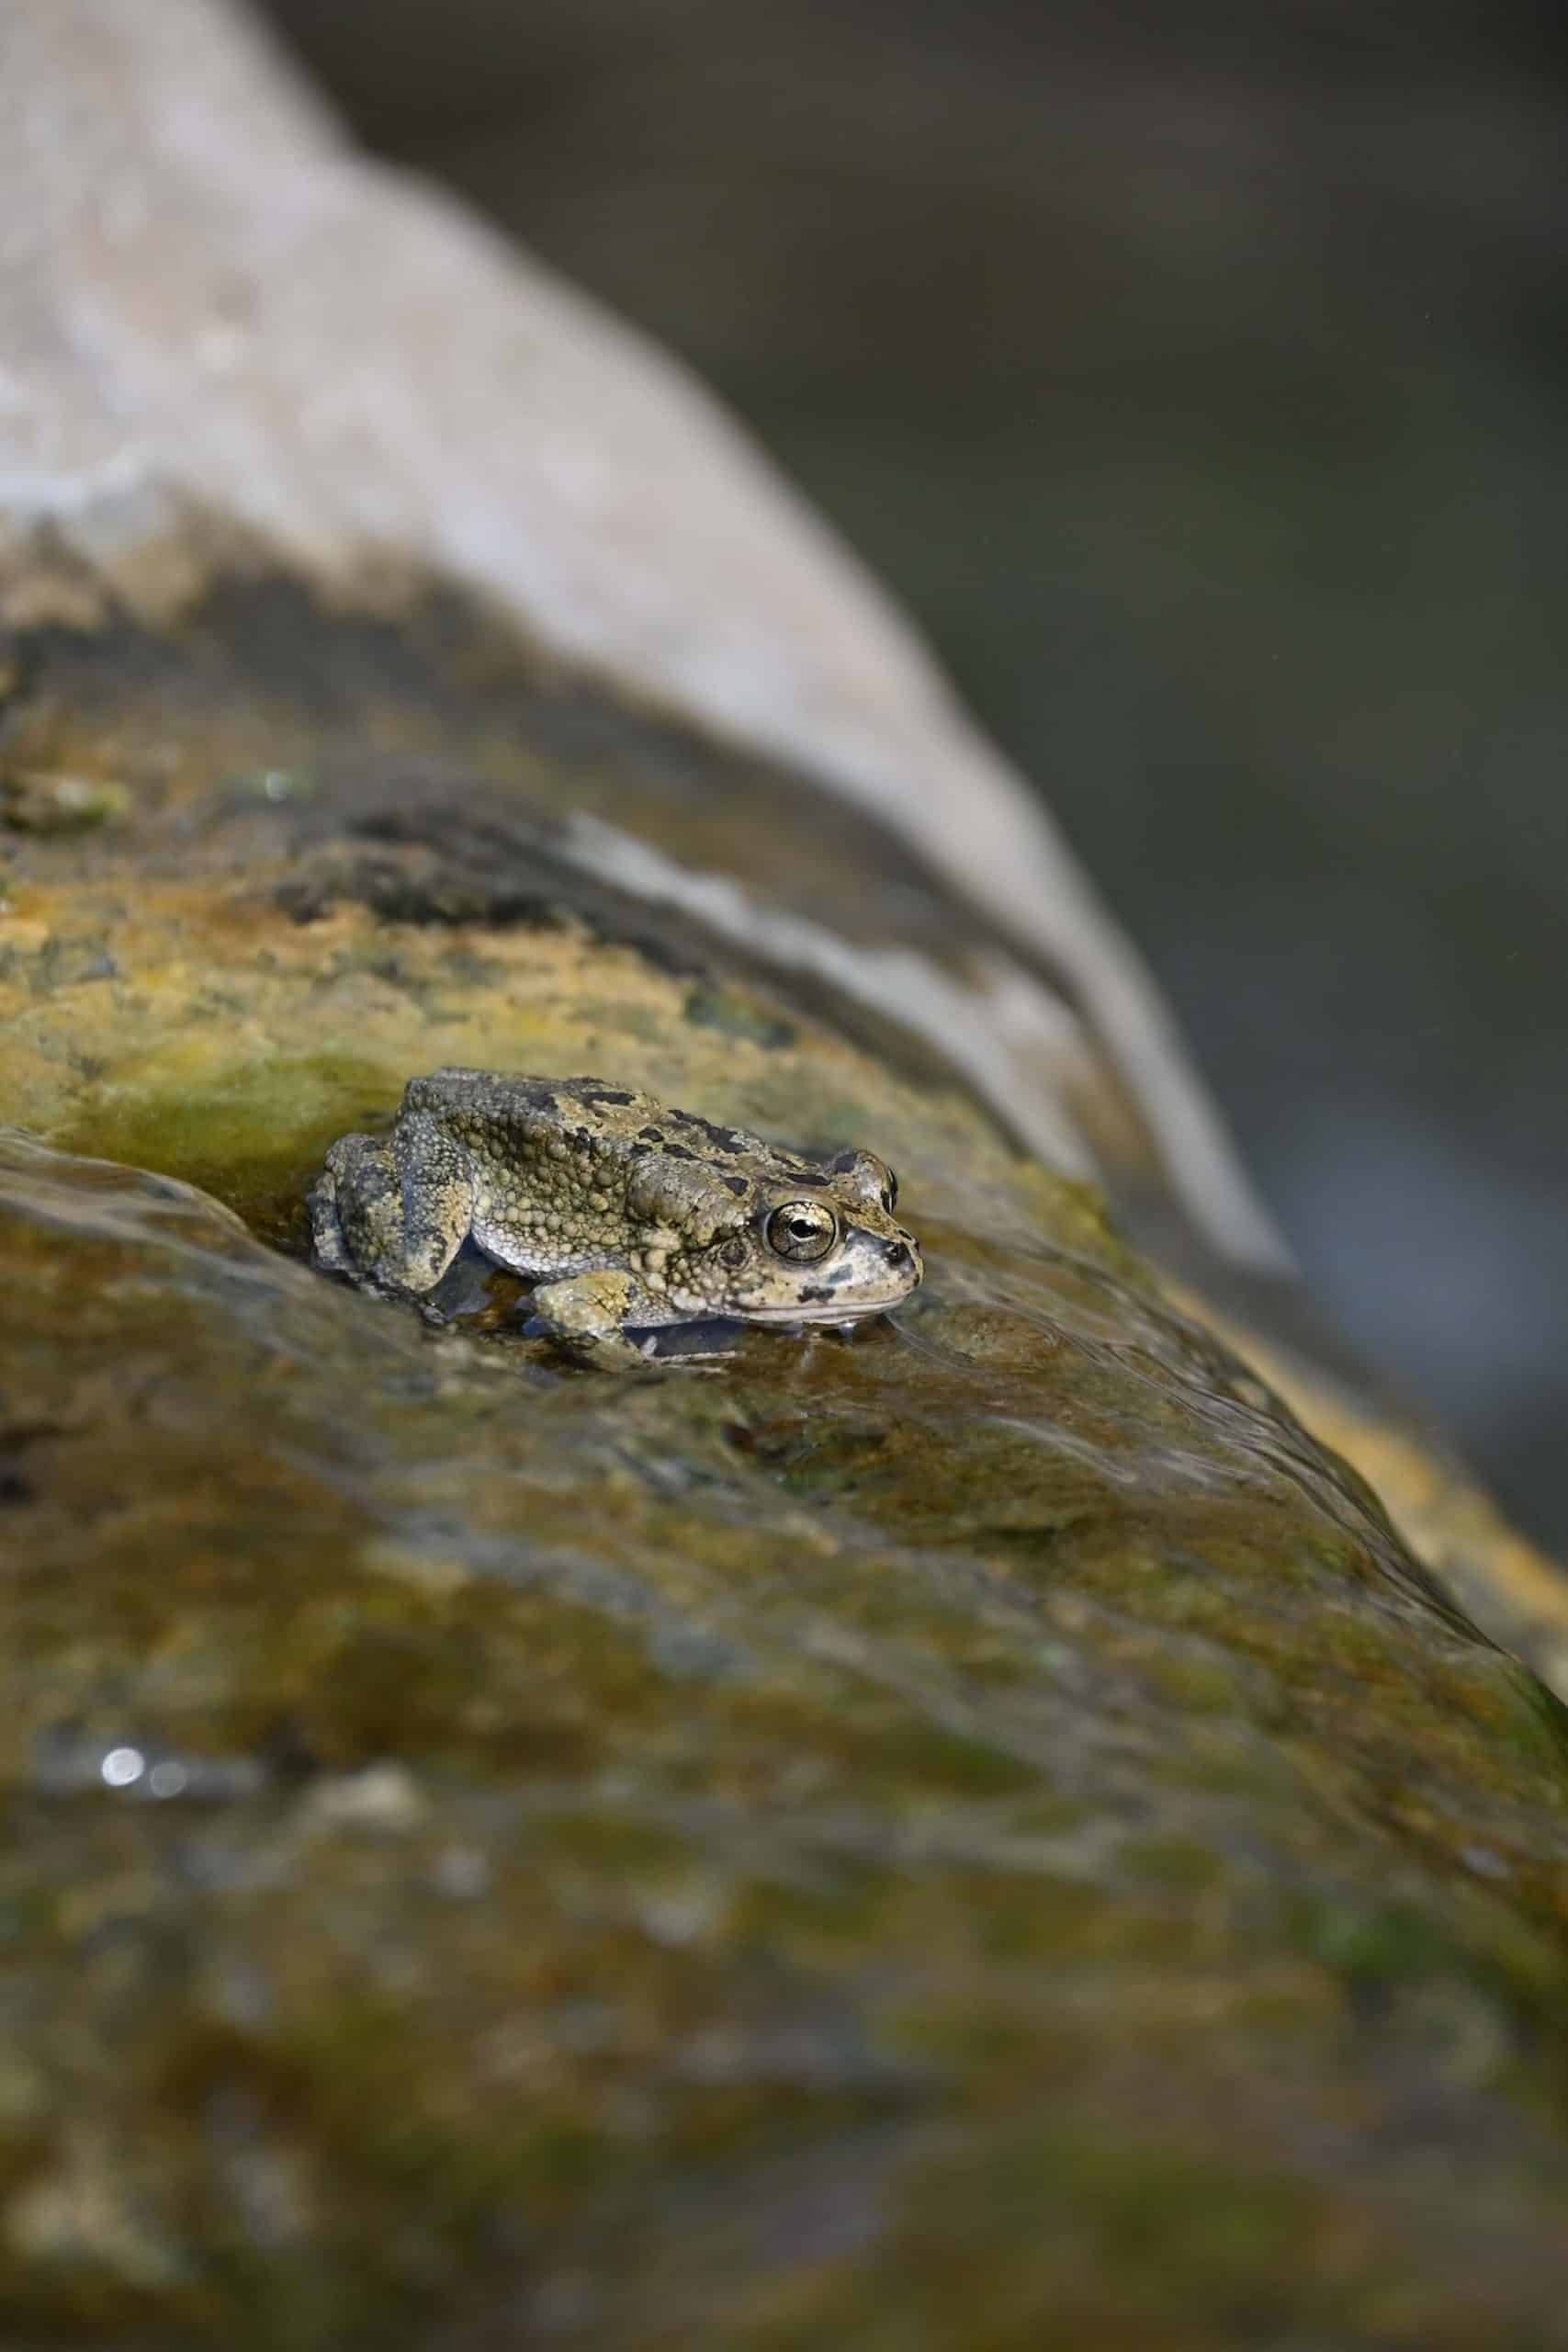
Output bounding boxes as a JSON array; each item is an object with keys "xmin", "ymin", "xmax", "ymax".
[
  {"xmin": 309, "ymin": 1113, "xmax": 474, "ymax": 1297},
  {"xmin": 525, "ymin": 1268, "xmax": 669, "ymax": 1370}
]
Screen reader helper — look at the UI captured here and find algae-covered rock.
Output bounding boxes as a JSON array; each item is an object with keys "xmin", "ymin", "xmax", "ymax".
[
  {"xmin": 2, "ymin": 586, "xmax": 1568, "ymax": 2349},
  {"xmin": 4, "ymin": 3, "xmax": 1568, "ymax": 2343}
]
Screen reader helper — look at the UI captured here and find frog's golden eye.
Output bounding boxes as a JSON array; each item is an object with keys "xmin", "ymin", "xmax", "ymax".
[{"xmin": 765, "ymin": 1200, "xmax": 838, "ymax": 1263}]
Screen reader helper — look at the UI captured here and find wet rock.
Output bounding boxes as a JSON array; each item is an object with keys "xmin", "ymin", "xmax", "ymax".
[
  {"xmin": 2, "ymin": 602, "xmax": 1568, "ymax": 2339},
  {"xmin": 5, "ymin": 1074, "xmax": 1568, "ymax": 2346},
  {"xmin": 1, "ymin": 6, "xmax": 1567, "ymax": 2343}
]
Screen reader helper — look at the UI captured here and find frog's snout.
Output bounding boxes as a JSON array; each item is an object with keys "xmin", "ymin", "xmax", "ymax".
[{"xmin": 879, "ymin": 1235, "xmax": 923, "ymax": 1298}]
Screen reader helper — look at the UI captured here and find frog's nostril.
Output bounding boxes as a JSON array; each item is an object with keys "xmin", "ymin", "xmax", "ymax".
[{"xmin": 884, "ymin": 1240, "xmax": 912, "ymax": 1270}]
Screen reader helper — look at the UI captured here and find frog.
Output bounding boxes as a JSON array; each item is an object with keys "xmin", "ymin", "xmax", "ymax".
[{"xmin": 307, "ymin": 1069, "xmax": 922, "ymax": 1366}]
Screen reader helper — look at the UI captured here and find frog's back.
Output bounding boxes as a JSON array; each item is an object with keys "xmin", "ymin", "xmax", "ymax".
[
  {"xmin": 403, "ymin": 1069, "xmax": 662, "ymax": 1172},
  {"xmin": 407, "ymin": 1069, "xmax": 648, "ymax": 1124},
  {"xmin": 406, "ymin": 1069, "xmax": 825, "ymax": 1214}
]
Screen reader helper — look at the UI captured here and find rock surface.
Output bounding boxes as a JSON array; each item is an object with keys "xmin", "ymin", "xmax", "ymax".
[
  {"xmin": 2, "ymin": 588, "xmax": 1568, "ymax": 2346},
  {"xmin": 4, "ymin": 3, "xmax": 1568, "ymax": 2345}
]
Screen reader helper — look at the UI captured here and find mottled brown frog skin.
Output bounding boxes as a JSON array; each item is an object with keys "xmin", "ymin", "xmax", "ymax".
[{"xmin": 308, "ymin": 1069, "xmax": 922, "ymax": 1366}]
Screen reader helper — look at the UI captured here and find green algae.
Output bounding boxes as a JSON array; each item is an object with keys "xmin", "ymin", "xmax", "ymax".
[
  {"xmin": 62, "ymin": 1053, "xmax": 404, "ymax": 1245},
  {"xmin": 683, "ymin": 982, "xmax": 798, "ymax": 1051}
]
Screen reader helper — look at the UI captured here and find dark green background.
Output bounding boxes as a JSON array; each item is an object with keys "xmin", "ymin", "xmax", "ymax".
[{"xmin": 262, "ymin": 0, "xmax": 1568, "ymax": 1549}]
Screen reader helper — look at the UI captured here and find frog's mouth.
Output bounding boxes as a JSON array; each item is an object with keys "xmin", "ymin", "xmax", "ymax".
[{"xmin": 739, "ymin": 1293, "xmax": 906, "ymax": 1325}]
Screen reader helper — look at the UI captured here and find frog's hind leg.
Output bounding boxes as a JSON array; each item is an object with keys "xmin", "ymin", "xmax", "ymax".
[{"xmin": 309, "ymin": 1115, "xmax": 473, "ymax": 1297}]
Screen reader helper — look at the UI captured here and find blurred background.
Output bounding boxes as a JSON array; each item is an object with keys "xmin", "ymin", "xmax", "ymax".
[{"xmin": 260, "ymin": 0, "xmax": 1568, "ymax": 1550}]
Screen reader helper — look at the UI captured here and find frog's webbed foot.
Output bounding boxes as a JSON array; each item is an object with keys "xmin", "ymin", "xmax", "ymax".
[
  {"xmin": 525, "ymin": 1269, "xmax": 675, "ymax": 1372},
  {"xmin": 309, "ymin": 1117, "xmax": 472, "ymax": 1297}
]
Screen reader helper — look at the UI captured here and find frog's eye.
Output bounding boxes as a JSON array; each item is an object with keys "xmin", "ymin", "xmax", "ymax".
[
  {"xmin": 765, "ymin": 1200, "xmax": 839, "ymax": 1263},
  {"xmin": 882, "ymin": 1170, "xmax": 898, "ymax": 1213}
]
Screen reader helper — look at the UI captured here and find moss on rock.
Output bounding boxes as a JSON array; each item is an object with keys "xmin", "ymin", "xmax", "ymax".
[{"xmin": 2, "ymin": 587, "xmax": 1568, "ymax": 2346}]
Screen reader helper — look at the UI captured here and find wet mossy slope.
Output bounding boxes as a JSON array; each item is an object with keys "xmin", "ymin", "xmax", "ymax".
[{"xmin": 2, "ymin": 592, "xmax": 1568, "ymax": 2346}]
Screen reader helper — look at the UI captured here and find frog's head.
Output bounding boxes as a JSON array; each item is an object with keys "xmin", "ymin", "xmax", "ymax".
[{"xmin": 682, "ymin": 1148, "xmax": 922, "ymax": 1326}]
